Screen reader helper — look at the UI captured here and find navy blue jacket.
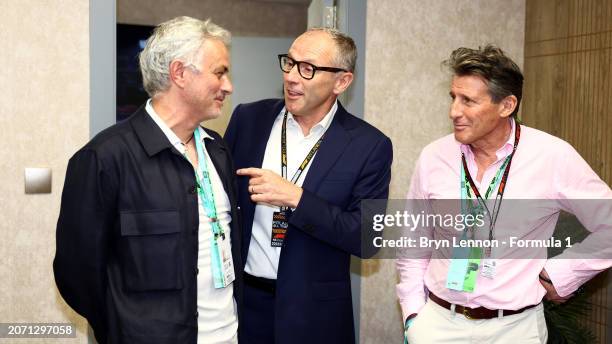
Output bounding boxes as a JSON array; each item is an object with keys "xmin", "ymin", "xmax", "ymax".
[
  {"xmin": 54, "ymin": 106, "xmax": 243, "ymax": 344},
  {"xmin": 225, "ymin": 99, "xmax": 392, "ymax": 343}
]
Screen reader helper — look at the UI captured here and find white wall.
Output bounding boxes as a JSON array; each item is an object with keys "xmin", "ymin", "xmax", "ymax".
[{"xmin": 0, "ymin": 0, "xmax": 91, "ymax": 343}]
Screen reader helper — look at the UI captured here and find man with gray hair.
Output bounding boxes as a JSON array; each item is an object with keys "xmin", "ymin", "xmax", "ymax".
[
  {"xmin": 54, "ymin": 16, "xmax": 242, "ymax": 344},
  {"xmin": 225, "ymin": 27, "xmax": 392, "ymax": 343}
]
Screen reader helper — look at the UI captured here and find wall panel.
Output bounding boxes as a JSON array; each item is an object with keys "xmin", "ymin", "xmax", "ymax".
[{"xmin": 524, "ymin": 0, "xmax": 612, "ymax": 342}]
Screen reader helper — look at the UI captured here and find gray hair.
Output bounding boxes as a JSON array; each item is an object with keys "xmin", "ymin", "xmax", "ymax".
[
  {"xmin": 139, "ymin": 16, "xmax": 231, "ymax": 97},
  {"xmin": 306, "ymin": 27, "xmax": 357, "ymax": 72}
]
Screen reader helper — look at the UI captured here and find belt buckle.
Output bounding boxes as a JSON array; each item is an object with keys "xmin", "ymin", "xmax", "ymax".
[{"xmin": 462, "ymin": 308, "xmax": 474, "ymax": 320}]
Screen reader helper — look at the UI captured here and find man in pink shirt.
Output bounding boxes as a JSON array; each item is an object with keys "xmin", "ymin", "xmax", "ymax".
[{"xmin": 396, "ymin": 45, "xmax": 612, "ymax": 343}]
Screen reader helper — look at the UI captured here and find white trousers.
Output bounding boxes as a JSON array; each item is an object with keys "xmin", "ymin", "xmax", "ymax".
[{"xmin": 407, "ymin": 299, "xmax": 548, "ymax": 344}]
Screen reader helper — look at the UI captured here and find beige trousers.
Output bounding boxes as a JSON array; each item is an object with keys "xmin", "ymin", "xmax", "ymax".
[{"xmin": 407, "ymin": 300, "xmax": 548, "ymax": 344}]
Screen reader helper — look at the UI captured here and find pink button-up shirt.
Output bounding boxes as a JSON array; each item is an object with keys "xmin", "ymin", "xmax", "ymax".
[{"xmin": 396, "ymin": 119, "xmax": 612, "ymax": 321}]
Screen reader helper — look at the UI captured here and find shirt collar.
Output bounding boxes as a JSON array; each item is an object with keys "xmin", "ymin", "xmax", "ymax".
[
  {"xmin": 145, "ymin": 99, "xmax": 213, "ymax": 154},
  {"xmin": 460, "ymin": 117, "xmax": 516, "ymax": 162},
  {"xmin": 284, "ymin": 100, "xmax": 338, "ymax": 137}
]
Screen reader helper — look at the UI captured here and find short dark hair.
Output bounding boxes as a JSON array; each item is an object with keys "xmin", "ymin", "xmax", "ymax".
[{"xmin": 443, "ymin": 45, "xmax": 523, "ymax": 118}]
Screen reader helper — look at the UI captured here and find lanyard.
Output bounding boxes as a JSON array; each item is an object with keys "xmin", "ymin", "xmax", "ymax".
[
  {"xmin": 280, "ymin": 110, "xmax": 324, "ymax": 208},
  {"xmin": 460, "ymin": 122, "xmax": 521, "ymax": 241},
  {"xmin": 463, "ymin": 155, "xmax": 510, "ymax": 200},
  {"xmin": 184, "ymin": 129, "xmax": 234, "ymax": 289},
  {"xmin": 189, "ymin": 129, "xmax": 224, "ymax": 239}
]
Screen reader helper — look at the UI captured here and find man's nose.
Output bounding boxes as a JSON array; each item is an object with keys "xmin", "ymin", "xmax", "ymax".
[
  {"xmin": 222, "ymin": 75, "xmax": 233, "ymax": 94},
  {"xmin": 449, "ymin": 99, "xmax": 462, "ymax": 119},
  {"xmin": 284, "ymin": 64, "xmax": 301, "ymax": 83}
]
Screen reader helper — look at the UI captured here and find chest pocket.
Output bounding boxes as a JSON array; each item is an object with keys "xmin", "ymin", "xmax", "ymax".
[{"xmin": 119, "ymin": 210, "xmax": 183, "ymax": 292}]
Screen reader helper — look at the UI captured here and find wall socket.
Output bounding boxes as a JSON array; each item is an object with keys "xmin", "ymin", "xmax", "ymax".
[{"xmin": 24, "ymin": 168, "xmax": 52, "ymax": 194}]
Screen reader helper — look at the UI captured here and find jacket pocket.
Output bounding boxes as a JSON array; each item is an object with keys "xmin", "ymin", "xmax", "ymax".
[
  {"xmin": 119, "ymin": 210, "xmax": 183, "ymax": 292},
  {"xmin": 312, "ymin": 281, "xmax": 351, "ymax": 301}
]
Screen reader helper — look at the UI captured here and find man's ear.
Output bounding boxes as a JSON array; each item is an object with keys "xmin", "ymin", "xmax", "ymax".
[
  {"xmin": 333, "ymin": 72, "xmax": 354, "ymax": 95},
  {"xmin": 169, "ymin": 60, "xmax": 188, "ymax": 89},
  {"xmin": 499, "ymin": 95, "xmax": 518, "ymax": 118}
]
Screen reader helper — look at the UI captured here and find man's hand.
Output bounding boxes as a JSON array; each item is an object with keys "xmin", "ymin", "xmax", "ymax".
[
  {"xmin": 539, "ymin": 269, "xmax": 572, "ymax": 304},
  {"xmin": 237, "ymin": 168, "xmax": 303, "ymax": 208}
]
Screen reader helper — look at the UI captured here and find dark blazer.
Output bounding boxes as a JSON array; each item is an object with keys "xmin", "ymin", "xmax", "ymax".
[
  {"xmin": 53, "ymin": 106, "xmax": 243, "ymax": 344},
  {"xmin": 224, "ymin": 99, "xmax": 393, "ymax": 344}
]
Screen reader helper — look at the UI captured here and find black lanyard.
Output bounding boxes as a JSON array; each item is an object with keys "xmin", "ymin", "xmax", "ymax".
[
  {"xmin": 461, "ymin": 122, "xmax": 521, "ymax": 240},
  {"xmin": 280, "ymin": 111, "xmax": 324, "ymax": 208}
]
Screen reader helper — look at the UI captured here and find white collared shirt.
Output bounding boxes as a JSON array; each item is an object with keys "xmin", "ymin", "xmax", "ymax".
[
  {"xmin": 245, "ymin": 101, "xmax": 338, "ymax": 279},
  {"xmin": 146, "ymin": 100, "xmax": 238, "ymax": 344}
]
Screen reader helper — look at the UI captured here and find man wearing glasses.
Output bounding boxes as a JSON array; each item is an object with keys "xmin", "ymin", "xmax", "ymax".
[{"xmin": 224, "ymin": 28, "xmax": 393, "ymax": 343}]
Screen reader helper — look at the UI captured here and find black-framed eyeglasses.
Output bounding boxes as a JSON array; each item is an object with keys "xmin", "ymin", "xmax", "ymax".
[{"xmin": 278, "ymin": 54, "xmax": 347, "ymax": 80}]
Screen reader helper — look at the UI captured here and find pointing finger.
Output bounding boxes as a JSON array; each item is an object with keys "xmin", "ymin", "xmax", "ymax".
[{"xmin": 237, "ymin": 167, "xmax": 264, "ymax": 176}]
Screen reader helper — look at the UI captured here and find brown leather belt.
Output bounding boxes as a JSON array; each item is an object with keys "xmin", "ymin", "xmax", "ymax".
[{"xmin": 429, "ymin": 293, "xmax": 538, "ymax": 320}]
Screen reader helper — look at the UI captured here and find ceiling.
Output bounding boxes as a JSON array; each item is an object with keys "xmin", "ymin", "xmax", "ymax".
[{"xmin": 251, "ymin": 0, "xmax": 311, "ymax": 5}]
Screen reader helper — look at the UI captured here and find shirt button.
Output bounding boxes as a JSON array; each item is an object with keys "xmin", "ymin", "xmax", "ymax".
[
  {"xmin": 195, "ymin": 311, "xmax": 199, "ymax": 319},
  {"xmin": 195, "ymin": 268, "xmax": 199, "ymax": 275},
  {"xmin": 189, "ymin": 186, "xmax": 197, "ymax": 194}
]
